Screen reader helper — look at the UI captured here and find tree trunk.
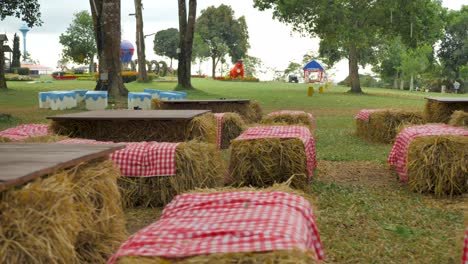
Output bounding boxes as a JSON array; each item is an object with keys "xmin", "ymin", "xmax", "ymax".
[
  {"xmin": 409, "ymin": 74, "xmax": 414, "ymax": 91},
  {"xmin": 211, "ymin": 56, "xmax": 216, "ymax": 78},
  {"xmin": 89, "ymin": 56, "xmax": 95, "ymax": 74},
  {"xmin": 170, "ymin": 58, "xmax": 173, "ymax": 68},
  {"xmin": 400, "ymin": 79, "xmax": 404, "ymax": 90},
  {"xmin": 90, "ymin": 0, "xmax": 128, "ymax": 98},
  {"xmin": 348, "ymin": 44, "xmax": 362, "ymax": 93},
  {"xmin": 0, "ymin": 46, "xmax": 7, "ymax": 90},
  {"xmin": 393, "ymin": 72, "xmax": 398, "ymax": 89},
  {"xmin": 177, "ymin": 0, "xmax": 196, "ymax": 89},
  {"xmin": 134, "ymin": 0, "xmax": 148, "ymax": 82}
]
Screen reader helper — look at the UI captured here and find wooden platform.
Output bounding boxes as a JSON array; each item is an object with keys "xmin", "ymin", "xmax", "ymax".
[
  {"xmin": 425, "ymin": 97, "xmax": 468, "ymax": 103},
  {"xmin": 47, "ymin": 110, "xmax": 211, "ymax": 121},
  {"xmin": 160, "ymin": 99, "xmax": 250, "ymax": 104},
  {"xmin": 0, "ymin": 143, "xmax": 125, "ymax": 192}
]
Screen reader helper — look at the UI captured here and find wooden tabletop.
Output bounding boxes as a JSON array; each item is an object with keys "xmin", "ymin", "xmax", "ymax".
[
  {"xmin": 161, "ymin": 99, "xmax": 251, "ymax": 104},
  {"xmin": 425, "ymin": 97, "xmax": 468, "ymax": 103},
  {"xmin": 47, "ymin": 110, "xmax": 211, "ymax": 121},
  {"xmin": 0, "ymin": 143, "xmax": 125, "ymax": 192}
]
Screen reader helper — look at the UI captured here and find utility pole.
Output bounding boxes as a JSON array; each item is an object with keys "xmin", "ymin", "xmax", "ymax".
[{"xmin": 134, "ymin": 0, "xmax": 148, "ymax": 82}]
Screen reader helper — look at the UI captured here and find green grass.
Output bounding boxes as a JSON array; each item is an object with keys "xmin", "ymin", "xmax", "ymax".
[{"xmin": 1, "ymin": 78, "xmax": 466, "ymax": 263}]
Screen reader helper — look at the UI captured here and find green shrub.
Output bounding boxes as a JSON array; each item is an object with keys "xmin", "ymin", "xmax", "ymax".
[
  {"xmin": 5, "ymin": 73, "xmax": 33, "ymax": 81},
  {"xmin": 13, "ymin": 67, "xmax": 30, "ymax": 75}
]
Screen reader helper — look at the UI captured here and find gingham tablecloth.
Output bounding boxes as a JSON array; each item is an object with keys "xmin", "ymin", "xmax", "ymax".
[
  {"xmin": 387, "ymin": 124, "xmax": 468, "ymax": 182},
  {"xmin": 0, "ymin": 124, "xmax": 50, "ymax": 141},
  {"xmin": 355, "ymin": 109, "xmax": 382, "ymax": 121},
  {"xmin": 235, "ymin": 126, "xmax": 316, "ymax": 177},
  {"xmin": 214, "ymin": 113, "xmax": 224, "ymax": 148},
  {"xmin": 268, "ymin": 110, "xmax": 316, "ymax": 129},
  {"xmin": 463, "ymin": 227, "xmax": 468, "ymax": 264},
  {"xmin": 107, "ymin": 191, "xmax": 325, "ymax": 263},
  {"xmin": 59, "ymin": 139, "xmax": 180, "ymax": 177}
]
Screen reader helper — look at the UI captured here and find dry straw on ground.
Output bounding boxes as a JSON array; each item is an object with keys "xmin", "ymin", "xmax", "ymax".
[
  {"xmin": 407, "ymin": 135, "xmax": 468, "ymax": 196},
  {"xmin": 356, "ymin": 110, "xmax": 424, "ymax": 143},
  {"xmin": 424, "ymin": 100, "xmax": 468, "ymax": 123},
  {"xmin": 119, "ymin": 141, "xmax": 226, "ymax": 207},
  {"xmin": 115, "ymin": 184, "xmax": 320, "ymax": 264},
  {"xmin": 0, "ymin": 134, "xmax": 67, "ymax": 143},
  {"xmin": 228, "ymin": 138, "xmax": 309, "ymax": 189},
  {"xmin": 261, "ymin": 112, "xmax": 314, "ymax": 131},
  {"xmin": 218, "ymin": 113, "xmax": 247, "ymax": 149},
  {"xmin": 0, "ymin": 159, "xmax": 127, "ymax": 263},
  {"xmin": 50, "ymin": 113, "xmax": 217, "ymax": 144},
  {"xmin": 151, "ymin": 99, "xmax": 263, "ymax": 123},
  {"xmin": 448, "ymin": 111, "xmax": 468, "ymax": 127}
]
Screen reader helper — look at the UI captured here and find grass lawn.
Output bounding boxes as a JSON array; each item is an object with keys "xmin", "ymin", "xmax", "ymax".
[{"xmin": 1, "ymin": 78, "xmax": 466, "ymax": 263}]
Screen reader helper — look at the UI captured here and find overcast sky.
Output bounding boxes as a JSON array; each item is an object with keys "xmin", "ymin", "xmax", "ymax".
[{"xmin": 0, "ymin": 0, "xmax": 464, "ymax": 81}]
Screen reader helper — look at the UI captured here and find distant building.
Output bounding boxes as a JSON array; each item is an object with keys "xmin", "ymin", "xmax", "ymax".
[{"xmin": 21, "ymin": 64, "xmax": 52, "ymax": 75}]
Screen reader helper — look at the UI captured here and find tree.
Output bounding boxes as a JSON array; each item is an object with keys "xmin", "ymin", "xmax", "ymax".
[
  {"xmin": 438, "ymin": 6, "xmax": 468, "ymax": 80},
  {"xmin": 12, "ymin": 34, "xmax": 21, "ymax": 68},
  {"xmin": 283, "ymin": 61, "xmax": 302, "ymax": 79},
  {"xmin": 254, "ymin": 0, "xmax": 444, "ymax": 93},
  {"xmin": 59, "ymin": 11, "xmax": 96, "ymax": 74},
  {"xmin": 177, "ymin": 0, "xmax": 197, "ymax": 89},
  {"xmin": 373, "ymin": 38, "xmax": 406, "ymax": 89},
  {"xmin": 192, "ymin": 32, "xmax": 210, "ymax": 75},
  {"xmin": 89, "ymin": 0, "xmax": 128, "ymax": 98},
  {"xmin": 153, "ymin": 28, "xmax": 180, "ymax": 68},
  {"xmin": 196, "ymin": 4, "xmax": 250, "ymax": 78},
  {"xmin": 134, "ymin": 0, "xmax": 148, "ymax": 82},
  {"xmin": 399, "ymin": 45, "xmax": 432, "ymax": 91},
  {"xmin": 243, "ymin": 55, "xmax": 265, "ymax": 77},
  {"xmin": 0, "ymin": 0, "xmax": 42, "ymax": 90}
]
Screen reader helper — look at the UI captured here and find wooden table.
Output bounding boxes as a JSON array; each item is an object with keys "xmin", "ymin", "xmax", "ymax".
[
  {"xmin": 425, "ymin": 97, "xmax": 468, "ymax": 103},
  {"xmin": 47, "ymin": 110, "xmax": 215, "ymax": 142},
  {"xmin": 160, "ymin": 99, "xmax": 251, "ymax": 105},
  {"xmin": 424, "ymin": 97, "xmax": 468, "ymax": 123},
  {"xmin": 0, "ymin": 143, "xmax": 125, "ymax": 192}
]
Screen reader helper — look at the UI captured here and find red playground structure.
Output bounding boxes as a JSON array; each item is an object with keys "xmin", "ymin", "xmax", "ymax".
[{"xmin": 229, "ymin": 60, "xmax": 245, "ymax": 79}]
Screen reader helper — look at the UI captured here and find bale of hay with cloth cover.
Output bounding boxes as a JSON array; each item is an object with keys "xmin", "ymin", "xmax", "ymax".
[
  {"xmin": 151, "ymin": 99, "xmax": 263, "ymax": 123},
  {"xmin": 228, "ymin": 125, "xmax": 316, "ymax": 190},
  {"xmin": 0, "ymin": 144, "xmax": 127, "ymax": 263},
  {"xmin": 388, "ymin": 124, "xmax": 468, "ymax": 196},
  {"xmin": 60, "ymin": 139, "xmax": 225, "ymax": 207},
  {"xmin": 50, "ymin": 111, "xmax": 217, "ymax": 144},
  {"xmin": 214, "ymin": 112, "xmax": 247, "ymax": 149},
  {"xmin": 355, "ymin": 109, "xmax": 424, "ymax": 143},
  {"xmin": 448, "ymin": 111, "xmax": 468, "ymax": 127},
  {"xmin": 261, "ymin": 110, "xmax": 315, "ymax": 131},
  {"xmin": 0, "ymin": 124, "xmax": 67, "ymax": 143},
  {"xmin": 107, "ymin": 184, "xmax": 325, "ymax": 264}
]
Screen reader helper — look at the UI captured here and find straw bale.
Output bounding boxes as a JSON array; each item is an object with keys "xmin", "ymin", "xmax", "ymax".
[
  {"xmin": 0, "ymin": 135, "xmax": 67, "ymax": 143},
  {"xmin": 0, "ymin": 136, "xmax": 12, "ymax": 142},
  {"xmin": 424, "ymin": 100, "xmax": 468, "ymax": 123},
  {"xmin": 119, "ymin": 141, "xmax": 225, "ymax": 207},
  {"xmin": 115, "ymin": 184, "xmax": 319, "ymax": 264},
  {"xmin": 50, "ymin": 113, "xmax": 217, "ymax": 144},
  {"xmin": 228, "ymin": 138, "xmax": 309, "ymax": 189},
  {"xmin": 448, "ymin": 111, "xmax": 468, "ymax": 127},
  {"xmin": 70, "ymin": 159, "xmax": 127, "ymax": 263},
  {"xmin": 261, "ymin": 112, "xmax": 314, "ymax": 131},
  {"xmin": 407, "ymin": 135, "xmax": 468, "ymax": 196},
  {"xmin": 219, "ymin": 113, "xmax": 247, "ymax": 149},
  {"xmin": 0, "ymin": 172, "xmax": 81, "ymax": 264},
  {"xmin": 151, "ymin": 99, "xmax": 263, "ymax": 123},
  {"xmin": 357, "ymin": 110, "xmax": 424, "ymax": 143}
]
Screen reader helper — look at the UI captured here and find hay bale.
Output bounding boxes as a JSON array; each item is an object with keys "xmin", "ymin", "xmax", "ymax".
[
  {"xmin": 407, "ymin": 135, "xmax": 468, "ymax": 196},
  {"xmin": 229, "ymin": 138, "xmax": 309, "ymax": 189},
  {"xmin": 261, "ymin": 111, "xmax": 315, "ymax": 131},
  {"xmin": 448, "ymin": 111, "xmax": 468, "ymax": 127},
  {"xmin": 0, "ymin": 172, "xmax": 81, "ymax": 263},
  {"xmin": 119, "ymin": 141, "xmax": 225, "ymax": 207},
  {"xmin": 50, "ymin": 113, "xmax": 217, "ymax": 144},
  {"xmin": 424, "ymin": 100, "xmax": 468, "ymax": 123},
  {"xmin": 357, "ymin": 110, "xmax": 424, "ymax": 143},
  {"xmin": 113, "ymin": 184, "xmax": 322, "ymax": 264},
  {"xmin": 151, "ymin": 99, "xmax": 263, "ymax": 123},
  {"xmin": 216, "ymin": 113, "xmax": 247, "ymax": 149}
]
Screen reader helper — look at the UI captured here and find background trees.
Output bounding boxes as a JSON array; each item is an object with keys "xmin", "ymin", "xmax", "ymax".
[
  {"xmin": 59, "ymin": 11, "xmax": 96, "ymax": 74},
  {"xmin": 12, "ymin": 34, "xmax": 21, "ymax": 68},
  {"xmin": 196, "ymin": 4, "xmax": 250, "ymax": 78},
  {"xmin": 153, "ymin": 28, "xmax": 180, "ymax": 68}
]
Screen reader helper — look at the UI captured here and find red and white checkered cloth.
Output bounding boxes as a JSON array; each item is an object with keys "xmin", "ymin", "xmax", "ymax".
[
  {"xmin": 59, "ymin": 139, "xmax": 180, "ymax": 177},
  {"xmin": 388, "ymin": 124, "xmax": 468, "ymax": 182},
  {"xmin": 355, "ymin": 109, "xmax": 382, "ymax": 121},
  {"xmin": 214, "ymin": 113, "xmax": 224, "ymax": 148},
  {"xmin": 0, "ymin": 124, "xmax": 50, "ymax": 141},
  {"xmin": 235, "ymin": 126, "xmax": 316, "ymax": 177},
  {"xmin": 107, "ymin": 191, "xmax": 325, "ymax": 263},
  {"xmin": 268, "ymin": 110, "xmax": 316, "ymax": 129},
  {"xmin": 463, "ymin": 227, "xmax": 468, "ymax": 264}
]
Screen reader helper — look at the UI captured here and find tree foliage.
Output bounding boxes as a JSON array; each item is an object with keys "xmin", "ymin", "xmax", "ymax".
[
  {"xmin": 12, "ymin": 34, "xmax": 21, "ymax": 68},
  {"xmin": 254, "ymin": 0, "xmax": 444, "ymax": 93},
  {"xmin": 59, "ymin": 11, "xmax": 96, "ymax": 69},
  {"xmin": 438, "ymin": 5, "xmax": 468, "ymax": 79},
  {"xmin": 196, "ymin": 4, "xmax": 250, "ymax": 77},
  {"xmin": 0, "ymin": 0, "xmax": 42, "ymax": 27},
  {"xmin": 153, "ymin": 28, "xmax": 180, "ymax": 68}
]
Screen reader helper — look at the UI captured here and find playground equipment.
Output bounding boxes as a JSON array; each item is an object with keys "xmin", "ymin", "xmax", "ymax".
[
  {"xmin": 120, "ymin": 40, "xmax": 134, "ymax": 63},
  {"xmin": 229, "ymin": 60, "xmax": 244, "ymax": 79},
  {"xmin": 303, "ymin": 60, "xmax": 326, "ymax": 83}
]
